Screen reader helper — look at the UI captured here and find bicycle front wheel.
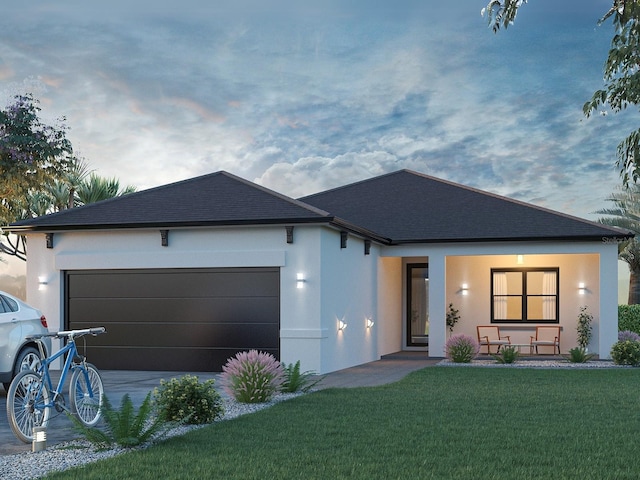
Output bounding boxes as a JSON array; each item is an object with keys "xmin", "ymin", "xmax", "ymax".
[
  {"xmin": 6, "ymin": 371, "xmax": 51, "ymax": 443},
  {"xmin": 69, "ymin": 363, "xmax": 104, "ymax": 426}
]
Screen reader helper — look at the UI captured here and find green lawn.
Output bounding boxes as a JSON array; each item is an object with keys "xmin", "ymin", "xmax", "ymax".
[{"xmin": 46, "ymin": 367, "xmax": 640, "ymax": 479}]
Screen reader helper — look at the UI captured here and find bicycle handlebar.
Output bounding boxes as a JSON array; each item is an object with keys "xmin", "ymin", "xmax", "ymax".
[{"xmin": 26, "ymin": 327, "xmax": 106, "ymax": 341}]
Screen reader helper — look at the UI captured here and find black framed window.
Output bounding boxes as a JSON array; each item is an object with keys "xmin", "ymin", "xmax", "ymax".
[{"xmin": 491, "ymin": 268, "xmax": 559, "ymax": 323}]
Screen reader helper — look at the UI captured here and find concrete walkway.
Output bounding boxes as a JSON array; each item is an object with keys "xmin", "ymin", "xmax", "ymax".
[{"xmin": 0, "ymin": 353, "xmax": 437, "ymax": 456}]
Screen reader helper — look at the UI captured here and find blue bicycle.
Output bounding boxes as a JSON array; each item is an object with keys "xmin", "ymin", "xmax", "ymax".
[{"xmin": 6, "ymin": 327, "xmax": 106, "ymax": 443}]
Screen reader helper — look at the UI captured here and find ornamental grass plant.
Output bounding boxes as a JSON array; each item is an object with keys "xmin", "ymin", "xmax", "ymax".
[
  {"xmin": 492, "ymin": 345, "xmax": 519, "ymax": 364},
  {"xmin": 444, "ymin": 334, "xmax": 480, "ymax": 363},
  {"xmin": 220, "ymin": 350, "xmax": 285, "ymax": 403}
]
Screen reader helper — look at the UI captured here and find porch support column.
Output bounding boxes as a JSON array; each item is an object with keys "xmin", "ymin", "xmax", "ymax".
[
  {"xmin": 428, "ymin": 252, "xmax": 446, "ymax": 358},
  {"xmin": 598, "ymin": 244, "xmax": 618, "ymax": 359}
]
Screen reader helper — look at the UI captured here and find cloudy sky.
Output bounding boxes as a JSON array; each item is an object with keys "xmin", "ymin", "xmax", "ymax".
[{"xmin": 0, "ymin": 0, "xmax": 634, "ymax": 294}]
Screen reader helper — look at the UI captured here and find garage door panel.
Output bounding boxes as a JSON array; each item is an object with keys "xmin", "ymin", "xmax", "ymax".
[
  {"xmin": 68, "ymin": 269, "xmax": 279, "ymax": 298},
  {"xmin": 70, "ymin": 322, "xmax": 279, "ymax": 348},
  {"xmin": 66, "ymin": 268, "xmax": 280, "ymax": 371},
  {"xmin": 85, "ymin": 347, "xmax": 280, "ymax": 372},
  {"xmin": 68, "ymin": 297, "xmax": 279, "ymax": 325}
]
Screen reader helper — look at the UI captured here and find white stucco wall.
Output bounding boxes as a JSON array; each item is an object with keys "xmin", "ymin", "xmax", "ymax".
[
  {"xmin": 446, "ymin": 253, "xmax": 600, "ymax": 353},
  {"xmin": 23, "ymin": 227, "xmax": 621, "ymax": 373},
  {"xmin": 24, "ymin": 225, "xmax": 384, "ymax": 374},
  {"xmin": 377, "ymin": 256, "xmax": 403, "ymax": 356}
]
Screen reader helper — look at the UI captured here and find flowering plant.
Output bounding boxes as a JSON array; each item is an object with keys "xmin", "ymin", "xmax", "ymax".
[
  {"xmin": 445, "ymin": 334, "xmax": 480, "ymax": 363},
  {"xmin": 220, "ymin": 350, "xmax": 285, "ymax": 403},
  {"xmin": 618, "ymin": 330, "xmax": 640, "ymax": 343}
]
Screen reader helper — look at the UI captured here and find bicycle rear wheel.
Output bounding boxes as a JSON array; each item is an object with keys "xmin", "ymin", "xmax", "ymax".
[
  {"xmin": 6, "ymin": 371, "xmax": 51, "ymax": 443},
  {"xmin": 69, "ymin": 363, "xmax": 104, "ymax": 426}
]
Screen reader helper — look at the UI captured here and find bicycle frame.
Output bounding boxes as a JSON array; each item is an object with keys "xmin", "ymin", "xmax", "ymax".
[
  {"xmin": 30, "ymin": 328, "xmax": 105, "ymax": 413},
  {"xmin": 7, "ymin": 327, "xmax": 106, "ymax": 443}
]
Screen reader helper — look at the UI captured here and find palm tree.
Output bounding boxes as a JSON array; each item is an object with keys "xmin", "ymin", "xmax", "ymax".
[
  {"xmin": 76, "ymin": 174, "xmax": 136, "ymax": 205},
  {"xmin": 596, "ymin": 185, "xmax": 640, "ymax": 304},
  {"xmin": 2, "ymin": 164, "xmax": 135, "ymax": 261}
]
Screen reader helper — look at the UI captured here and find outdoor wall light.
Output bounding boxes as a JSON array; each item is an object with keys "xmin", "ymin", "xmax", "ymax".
[
  {"xmin": 38, "ymin": 276, "xmax": 48, "ymax": 290},
  {"xmin": 32, "ymin": 425, "xmax": 47, "ymax": 452},
  {"xmin": 461, "ymin": 283, "xmax": 469, "ymax": 296},
  {"xmin": 517, "ymin": 255, "xmax": 524, "ymax": 264},
  {"xmin": 338, "ymin": 319, "xmax": 347, "ymax": 331},
  {"xmin": 366, "ymin": 318, "xmax": 375, "ymax": 329},
  {"xmin": 578, "ymin": 282, "xmax": 586, "ymax": 295},
  {"xmin": 296, "ymin": 273, "xmax": 306, "ymax": 289}
]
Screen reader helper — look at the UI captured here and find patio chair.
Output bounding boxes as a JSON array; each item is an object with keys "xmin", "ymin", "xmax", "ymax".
[
  {"xmin": 530, "ymin": 326, "xmax": 561, "ymax": 354},
  {"xmin": 477, "ymin": 326, "xmax": 511, "ymax": 355}
]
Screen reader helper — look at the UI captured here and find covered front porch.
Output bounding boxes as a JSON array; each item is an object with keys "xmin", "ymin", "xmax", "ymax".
[{"xmin": 380, "ymin": 240, "xmax": 619, "ymax": 360}]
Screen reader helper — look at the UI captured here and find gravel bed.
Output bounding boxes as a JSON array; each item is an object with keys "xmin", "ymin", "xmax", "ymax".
[
  {"xmin": 437, "ymin": 359, "xmax": 628, "ymax": 368},
  {"xmin": 0, "ymin": 392, "xmax": 303, "ymax": 480}
]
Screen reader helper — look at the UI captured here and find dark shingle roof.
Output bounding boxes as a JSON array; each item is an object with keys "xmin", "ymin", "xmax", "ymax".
[
  {"xmin": 299, "ymin": 170, "xmax": 632, "ymax": 243},
  {"xmin": 10, "ymin": 171, "xmax": 332, "ymax": 230},
  {"xmin": 10, "ymin": 169, "xmax": 632, "ymax": 244}
]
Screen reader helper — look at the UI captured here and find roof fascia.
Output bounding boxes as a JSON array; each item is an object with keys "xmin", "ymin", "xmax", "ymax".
[{"xmin": 4, "ymin": 216, "xmax": 336, "ymax": 234}]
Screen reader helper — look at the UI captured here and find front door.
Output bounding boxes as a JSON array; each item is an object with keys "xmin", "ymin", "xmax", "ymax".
[{"xmin": 407, "ymin": 263, "xmax": 429, "ymax": 347}]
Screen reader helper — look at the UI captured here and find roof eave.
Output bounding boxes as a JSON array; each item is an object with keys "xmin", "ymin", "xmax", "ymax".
[
  {"xmin": 389, "ymin": 232, "xmax": 635, "ymax": 245},
  {"xmin": 4, "ymin": 216, "xmax": 335, "ymax": 233}
]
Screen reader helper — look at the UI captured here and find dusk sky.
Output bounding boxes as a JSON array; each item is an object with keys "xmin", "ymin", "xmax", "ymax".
[{"xmin": 0, "ymin": 0, "xmax": 634, "ymax": 296}]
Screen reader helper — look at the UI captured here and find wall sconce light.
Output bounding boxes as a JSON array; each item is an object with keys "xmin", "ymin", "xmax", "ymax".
[
  {"xmin": 517, "ymin": 255, "xmax": 524, "ymax": 265},
  {"xmin": 578, "ymin": 282, "xmax": 586, "ymax": 295},
  {"xmin": 338, "ymin": 319, "xmax": 347, "ymax": 331},
  {"xmin": 32, "ymin": 425, "xmax": 47, "ymax": 452},
  {"xmin": 366, "ymin": 318, "xmax": 375, "ymax": 329},
  {"xmin": 296, "ymin": 273, "xmax": 306, "ymax": 289},
  {"xmin": 460, "ymin": 283, "xmax": 469, "ymax": 296},
  {"xmin": 38, "ymin": 276, "xmax": 48, "ymax": 291}
]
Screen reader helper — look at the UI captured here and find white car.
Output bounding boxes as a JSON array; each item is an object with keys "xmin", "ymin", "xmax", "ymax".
[{"xmin": 0, "ymin": 291, "xmax": 51, "ymax": 390}]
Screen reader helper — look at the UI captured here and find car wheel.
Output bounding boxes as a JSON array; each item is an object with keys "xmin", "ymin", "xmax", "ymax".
[
  {"xmin": 15, "ymin": 346, "xmax": 42, "ymax": 374},
  {"xmin": 2, "ymin": 347, "xmax": 43, "ymax": 392}
]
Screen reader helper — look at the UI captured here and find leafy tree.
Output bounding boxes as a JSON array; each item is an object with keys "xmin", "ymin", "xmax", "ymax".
[
  {"xmin": 0, "ymin": 93, "xmax": 74, "ymax": 226},
  {"xmin": 0, "ymin": 95, "xmax": 136, "ymax": 261},
  {"xmin": 595, "ymin": 184, "xmax": 640, "ymax": 304},
  {"xmin": 483, "ymin": 1, "xmax": 640, "ymax": 184}
]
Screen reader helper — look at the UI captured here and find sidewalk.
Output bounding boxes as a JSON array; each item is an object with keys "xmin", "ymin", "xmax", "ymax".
[{"xmin": 0, "ymin": 353, "xmax": 437, "ymax": 456}]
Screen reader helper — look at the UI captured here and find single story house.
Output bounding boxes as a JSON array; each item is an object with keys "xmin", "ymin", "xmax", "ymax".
[{"xmin": 8, "ymin": 169, "xmax": 632, "ymax": 374}]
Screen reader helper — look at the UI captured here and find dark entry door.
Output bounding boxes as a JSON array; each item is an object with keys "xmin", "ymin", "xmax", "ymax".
[
  {"xmin": 65, "ymin": 268, "xmax": 280, "ymax": 371},
  {"xmin": 406, "ymin": 263, "xmax": 429, "ymax": 347}
]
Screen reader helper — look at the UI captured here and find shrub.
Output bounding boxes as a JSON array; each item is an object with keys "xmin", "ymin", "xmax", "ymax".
[
  {"xmin": 577, "ymin": 306, "xmax": 593, "ymax": 349},
  {"xmin": 281, "ymin": 360, "xmax": 320, "ymax": 393},
  {"xmin": 618, "ymin": 304, "xmax": 640, "ymax": 334},
  {"xmin": 565, "ymin": 347, "xmax": 595, "ymax": 363},
  {"xmin": 611, "ymin": 340, "xmax": 640, "ymax": 366},
  {"xmin": 153, "ymin": 374, "xmax": 223, "ymax": 425},
  {"xmin": 220, "ymin": 350, "xmax": 285, "ymax": 403},
  {"xmin": 445, "ymin": 334, "xmax": 480, "ymax": 363},
  {"xmin": 71, "ymin": 393, "xmax": 168, "ymax": 448},
  {"xmin": 492, "ymin": 345, "xmax": 519, "ymax": 364}
]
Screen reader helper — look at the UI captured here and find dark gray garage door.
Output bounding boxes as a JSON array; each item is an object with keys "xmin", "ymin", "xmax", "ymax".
[{"xmin": 65, "ymin": 268, "xmax": 280, "ymax": 372}]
